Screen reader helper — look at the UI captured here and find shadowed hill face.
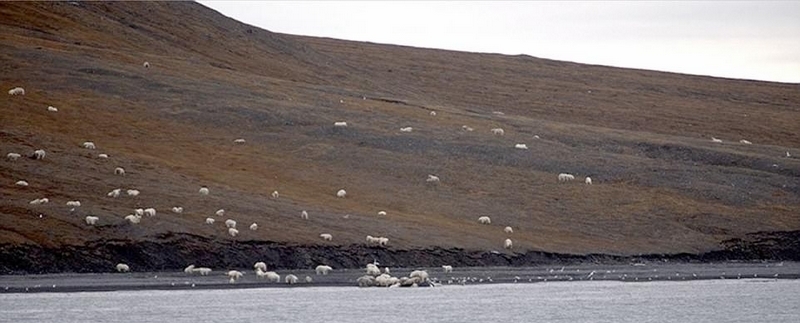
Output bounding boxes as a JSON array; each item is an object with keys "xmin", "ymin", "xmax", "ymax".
[{"xmin": 1, "ymin": 1, "xmax": 798, "ymax": 256}]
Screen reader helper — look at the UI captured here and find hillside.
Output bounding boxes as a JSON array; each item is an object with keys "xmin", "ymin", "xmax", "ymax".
[{"xmin": 1, "ymin": 2, "xmax": 799, "ymax": 273}]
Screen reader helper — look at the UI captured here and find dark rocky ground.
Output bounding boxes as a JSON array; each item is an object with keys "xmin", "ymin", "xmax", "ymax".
[
  {"xmin": 1, "ymin": 231, "xmax": 798, "ymax": 276},
  {"xmin": 5, "ymin": 235, "xmax": 798, "ymax": 293}
]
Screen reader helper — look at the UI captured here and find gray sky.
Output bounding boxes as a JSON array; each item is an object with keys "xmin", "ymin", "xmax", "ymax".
[{"xmin": 199, "ymin": 1, "xmax": 800, "ymax": 83}]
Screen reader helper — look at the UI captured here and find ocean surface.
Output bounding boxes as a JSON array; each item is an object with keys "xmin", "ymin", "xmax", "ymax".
[{"xmin": 1, "ymin": 279, "xmax": 798, "ymax": 323}]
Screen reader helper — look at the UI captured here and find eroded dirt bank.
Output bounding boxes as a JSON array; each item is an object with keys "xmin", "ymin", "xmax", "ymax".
[{"xmin": 2, "ymin": 231, "xmax": 798, "ymax": 275}]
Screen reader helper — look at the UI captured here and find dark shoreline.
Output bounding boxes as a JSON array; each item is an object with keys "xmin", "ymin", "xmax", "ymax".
[
  {"xmin": 1, "ymin": 230, "xmax": 798, "ymax": 276},
  {"xmin": 2, "ymin": 262, "xmax": 797, "ymax": 294}
]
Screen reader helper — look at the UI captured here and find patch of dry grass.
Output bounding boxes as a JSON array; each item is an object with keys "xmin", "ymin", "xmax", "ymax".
[{"xmin": 1, "ymin": 2, "xmax": 798, "ymax": 255}]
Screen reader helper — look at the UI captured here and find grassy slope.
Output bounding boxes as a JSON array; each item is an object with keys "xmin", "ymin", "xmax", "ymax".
[{"xmin": 1, "ymin": 1, "xmax": 798, "ymax": 256}]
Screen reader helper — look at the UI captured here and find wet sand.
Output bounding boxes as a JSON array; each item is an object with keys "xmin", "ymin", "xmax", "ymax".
[{"xmin": 1, "ymin": 261, "xmax": 797, "ymax": 294}]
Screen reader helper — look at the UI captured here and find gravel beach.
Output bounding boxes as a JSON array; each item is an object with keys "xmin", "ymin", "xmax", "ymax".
[{"xmin": 2, "ymin": 262, "xmax": 797, "ymax": 294}]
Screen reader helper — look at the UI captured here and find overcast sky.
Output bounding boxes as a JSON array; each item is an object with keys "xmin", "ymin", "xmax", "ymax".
[{"xmin": 199, "ymin": 1, "xmax": 800, "ymax": 83}]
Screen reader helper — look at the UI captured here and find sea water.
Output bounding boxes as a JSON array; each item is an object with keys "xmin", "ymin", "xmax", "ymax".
[{"xmin": 1, "ymin": 279, "xmax": 798, "ymax": 323}]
